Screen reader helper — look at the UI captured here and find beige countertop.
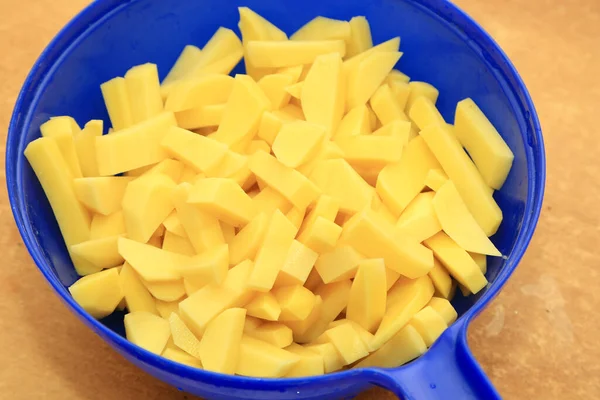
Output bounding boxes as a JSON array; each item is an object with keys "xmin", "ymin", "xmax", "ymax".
[{"xmin": 1, "ymin": 0, "xmax": 599, "ymax": 398}]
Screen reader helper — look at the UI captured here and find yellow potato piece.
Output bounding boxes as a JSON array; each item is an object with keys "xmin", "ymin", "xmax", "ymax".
[
  {"xmin": 125, "ymin": 63, "xmax": 163, "ymax": 124},
  {"xmin": 420, "ymin": 124, "xmax": 503, "ymax": 236},
  {"xmin": 372, "ymin": 275, "xmax": 434, "ymax": 350},
  {"xmin": 118, "ymin": 237, "xmax": 188, "ymax": 282},
  {"xmin": 323, "ymin": 322, "xmax": 369, "ymax": 365},
  {"xmin": 24, "ymin": 137, "xmax": 96, "ymax": 275},
  {"xmin": 247, "ymin": 40, "xmax": 346, "ymax": 68},
  {"xmin": 165, "ymin": 74, "xmax": 234, "ymax": 112},
  {"xmin": 296, "ymin": 141, "xmax": 345, "ymax": 177},
  {"xmin": 336, "ymin": 134, "xmax": 404, "ymax": 169},
  {"xmin": 70, "ymin": 235, "xmax": 123, "ymax": 270},
  {"xmin": 284, "ymin": 343, "xmax": 325, "ymax": 377},
  {"xmin": 155, "ymin": 299, "xmax": 180, "ymax": 319},
  {"xmin": 246, "ymin": 139, "xmax": 271, "ymax": 155},
  {"xmin": 187, "ymin": 178, "xmax": 255, "ymax": 227},
  {"xmin": 376, "ymin": 136, "xmax": 441, "ymax": 217},
  {"xmin": 199, "ymin": 308, "xmax": 246, "ymax": 374},
  {"xmin": 454, "ymin": 98, "xmax": 515, "ymax": 189},
  {"xmin": 300, "ymin": 217, "xmax": 343, "ymax": 254},
  {"xmin": 275, "ymin": 240, "xmax": 319, "ymax": 286},
  {"xmin": 424, "ymin": 232, "xmax": 488, "ymax": 294},
  {"xmin": 371, "ymin": 119, "xmax": 411, "ymax": 140},
  {"xmin": 396, "ymin": 192, "xmax": 442, "ymax": 243},
  {"xmin": 309, "ymin": 158, "xmax": 372, "ymax": 215},
  {"xmin": 470, "ymin": 252, "xmax": 488, "ymax": 274},
  {"xmin": 168, "ymin": 312, "xmax": 202, "ymax": 361},
  {"xmin": 315, "ymin": 245, "xmax": 362, "ymax": 284},
  {"xmin": 370, "ymin": 83, "xmax": 409, "ymax": 125},
  {"xmin": 221, "ymin": 221, "xmax": 236, "ymax": 244},
  {"xmin": 210, "ymin": 75, "xmax": 271, "ymax": 149},
  {"xmin": 285, "ymin": 207, "xmax": 306, "ymax": 230},
  {"xmin": 341, "ymin": 208, "xmax": 433, "ymax": 278},
  {"xmin": 100, "ymin": 77, "xmax": 133, "ymax": 131},
  {"xmin": 236, "ymin": 336, "xmax": 300, "ymax": 378},
  {"xmin": 273, "ymin": 103, "xmax": 306, "ymax": 122},
  {"xmin": 427, "ymin": 297, "xmax": 458, "ymax": 325},
  {"xmin": 294, "ymin": 280, "xmax": 351, "ymax": 343},
  {"xmin": 248, "ymin": 210, "xmax": 297, "ymax": 291},
  {"xmin": 121, "ymin": 174, "xmax": 176, "ymax": 243},
  {"xmin": 298, "ymin": 195, "xmax": 339, "ymax": 238},
  {"xmin": 333, "ymin": 104, "xmax": 371, "ymax": 139},
  {"xmin": 355, "ymin": 324, "xmax": 426, "ymax": 369},
  {"xmin": 285, "ymin": 81, "xmax": 303, "ymax": 100},
  {"xmin": 256, "ymin": 111, "xmax": 284, "ymax": 145},
  {"xmin": 346, "ymin": 16, "xmax": 373, "ymax": 58},
  {"xmin": 246, "ymin": 321, "xmax": 293, "ymax": 348},
  {"xmin": 175, "ymin": 103, "xmax": 225, "ymax": 130},
  {"xmin": 258, "ymin": 73, "xmax": 295, "ymax": 110},
  {"xmin": 388, "ymin": 69, "xmax": 411, "ymax": 84},
  {"xmin": 179, "ymin": 166, "xmax": 200, "ymax": 184},
  {"xmin": 229, "ymin": 212, "xmax": 270, "ymax": 265},
  {"xmin": 346, "ymin": 259, "xmax": 387, "ymax": 333},
  {"xmin": 96, "ymin": 111, "xmax": 176, "ymax": 176},
  {"xmin": 162, "ymin": 45, "xmax": 203, "ymax": 86},
  {"xmin": 73, "ymin": 177, "xmax": 133, "ymax": 216},
  {"xmin": 238, "ymin": 6, "xmax": 287, "ymax": 81},
  {"xmin": 249, "ymin": 150, "xmax": 321, "ymax": 210},
  {"xmin": 69, "ymin": 268, "xmax": 123, "ymax": 319},
  {"xmin": 327, "ymin": 319, "xmax": 376, "ymax": 352},
  {"xmin": 124, "ymin": 311, "xmax": 170, "ymax": 354},
  {"xmin": 346, "ymin": 51, "xmax": 402, "ymax": 110},
  {"xmin": 74, "ymin": 119, "xmax": 102, "ymax": 178},
  {"xmin": 179, "ymin": 285, "xmax": 242, "ymax": 337},
  {"xmin": 142, "ymin": 159, "xmax": 185, "ymax": 182},
  {"xmin": 244, "ymin": 315, "xmax": 263, "ymax": 333},
  {"xmin": 140, "ymin": 278, "xmax": 186, "ymax": 301},
  {"xmin": 162, "ymin": 347, "xmax": 203, "ymax": 369},
  {"xmin": 90, "ymin": 211, "xmax": 126, "ymax": 240},
  {"xmin": 162, "ymin": 210, "xmax": 186, "ymax": 237},
  {"xmin": 408, "ymin": 305, "xmax": 448, "ymax": 347},
  {"xmin": 176, "ymin": 243, "xmax": 229, "ymax": 287},
  {"xmin": 40, "ymin": 116, "xmax": 84, "ymax": 181},
  {"xmin": 388, "ymin": 79, "xmax": 411, "ymax": 110},
  {"xmin": 305, "ymin": 342, "xmax": 344, "ymax": 373},
  {"xmin": 408, "ymin": 95, "xmax": 445, "ymax": 130},
  {"xmin": 273, "ymin": 285, "xmax": 316, "ymax": 321},
  {"xmin": 343, "ymin": 36, "xmax": 400, "ymax": 79},
  {"xmin": 405, "ymin": 81, "xmax": 439, "ymax": 112},
  {"xmin": 119, "ymin": 263, "xmax": 158, "ymax": 315},
  {"xmin": 425, "ymin": 168, "xmax": 449, "ymax": 191},
  {"xmin": 272, "ymin": 121, "xmax": 326, "ymax": 169},
  {"xmin": 183, "ymin": 27, "xmax": 243, "ymax": 77},
  {"xmin": 434, "ymin": 181, "xmax": 501, "ymax": 256},
  {"xmin": 172, "ymin": 183, "xmax": 225, "ymax": 254},
  {"xmin": 428, "ymin": 258, "xmax": 453, "ymax": 300},
  {"xmin": 206, "ymin": 151, "xmax": 253, "ymax": 190},
  {"xmin": 245, "ymin": 292, "xmax": 281, "ymax": 321},
  {"xmin": 291, "ymin": 16, "xmax": 350, "ymax": 41},
  {"xmin": 161, "ymin": 126, "xmax": 228, "ymax": 173},
  {"xmin": 301, "ymin": 53, "xmax": 345, "ymax": 135}
]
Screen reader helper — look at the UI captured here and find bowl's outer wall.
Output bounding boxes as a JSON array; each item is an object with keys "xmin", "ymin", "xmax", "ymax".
[{"xmin": 7, "ymin": 0, "xmax": 544, "ymax": 398}]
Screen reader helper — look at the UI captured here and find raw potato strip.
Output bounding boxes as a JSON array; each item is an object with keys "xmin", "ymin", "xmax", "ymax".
[
  {"xmin": 433, "ymin": 181, "xmax": 501, "ymax": 256},
  {"xmin": 24, "ymin": 137, "xmax": 96, "ymax": 275},
  {"xmin": 420, "ymin": 123, "xmax": 502, "ymax": 236}
]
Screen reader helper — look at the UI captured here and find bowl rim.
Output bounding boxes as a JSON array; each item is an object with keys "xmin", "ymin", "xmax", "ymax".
[{"xmin": 6, "ymin": 0, "xmax": 546, "ymax": 390}]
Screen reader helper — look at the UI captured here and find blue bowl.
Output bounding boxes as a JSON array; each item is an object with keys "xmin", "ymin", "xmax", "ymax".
[{"xmin": 6, "ymin": 0, "xmax": 545, "ymax": 398}]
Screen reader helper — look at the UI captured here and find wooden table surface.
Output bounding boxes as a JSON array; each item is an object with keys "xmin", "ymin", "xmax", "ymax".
[{"xmin": 1, "ymin": 0, "xmax": 599, "ymax": 398}]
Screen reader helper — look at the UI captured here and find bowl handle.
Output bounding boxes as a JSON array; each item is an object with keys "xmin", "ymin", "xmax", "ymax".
[{"xmin": 366, "ymin": 319, "xmax": 502, "ymax": 399}]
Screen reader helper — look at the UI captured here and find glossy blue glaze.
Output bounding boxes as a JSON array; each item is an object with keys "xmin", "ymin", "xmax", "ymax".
[{"xmin": 6, "ymin": 0, "xmax": 545, "ymax": 398}]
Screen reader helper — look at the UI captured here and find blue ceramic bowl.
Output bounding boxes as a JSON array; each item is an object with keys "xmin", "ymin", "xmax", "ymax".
[{"xmin": 6, "ymin": 0, "xmax": 545, "ymax": 398}]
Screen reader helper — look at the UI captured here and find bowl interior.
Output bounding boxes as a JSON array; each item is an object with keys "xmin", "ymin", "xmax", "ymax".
[{"xmin": 9, "ymin": 0, "xmax": 541, "ymax": 351}]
